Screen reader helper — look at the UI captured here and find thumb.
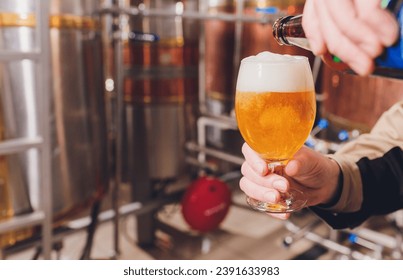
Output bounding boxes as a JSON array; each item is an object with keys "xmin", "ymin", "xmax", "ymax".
[{"xmin": 284, "ymin": 147, "xmax": 318, "ymax": 177}]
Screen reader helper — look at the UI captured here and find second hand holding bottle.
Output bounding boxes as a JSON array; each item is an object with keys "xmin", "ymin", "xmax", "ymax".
[{"xmin": 272, "ymin": 0, "xmax": 403, "ymax": 79}]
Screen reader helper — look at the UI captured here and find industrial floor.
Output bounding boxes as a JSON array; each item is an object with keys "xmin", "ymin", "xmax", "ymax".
[
  {"xmin": 5, "ymin": 188, "xmax": 339, "ymax": 261},
  {"xmin": 5, "ymin": 185, "xmax": 402, "ymax": 260}
]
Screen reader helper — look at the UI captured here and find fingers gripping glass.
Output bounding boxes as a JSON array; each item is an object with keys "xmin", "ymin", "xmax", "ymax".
[
  {"xmin": 235, "ymin": 53, "xmax": 316, "ymax": 213},
  {"xmin": 246, "ymin": 163, "xmax": 307, "ymax": 213}
]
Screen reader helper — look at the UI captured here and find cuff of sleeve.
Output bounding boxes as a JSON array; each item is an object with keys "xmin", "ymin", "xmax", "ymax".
[
  {"xmin": 317, "ymin": 154, "xmax": 363, "ymax": 213},
  {"xmin": 316, "ymin": 164, "xmax": 343, "ymax": 208}
]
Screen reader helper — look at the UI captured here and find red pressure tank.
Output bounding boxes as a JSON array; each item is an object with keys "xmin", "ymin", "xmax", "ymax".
[{"xmin": 181, "ymin": 177, "xmax": 232, "ymax": 233}]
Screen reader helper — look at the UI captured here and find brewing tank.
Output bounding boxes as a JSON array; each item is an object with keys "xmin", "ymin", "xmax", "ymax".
[
  {"xmin": 48, "ymin": 0, "xmax": 108, "ymax": 220},
  {"xmin": 122, "ymin": 0, "xmax": 199, "ymax": 186},
  {"xmin": 320, "ymin": 65, "xmax": 403, "ymax": 133},
  {"xmin": 0, "ymin": 0, "xmax": 108, "ymax": 248},
  {"xmin": 0, "ymin": 0, "xmax": 40, "ymax": 248}
]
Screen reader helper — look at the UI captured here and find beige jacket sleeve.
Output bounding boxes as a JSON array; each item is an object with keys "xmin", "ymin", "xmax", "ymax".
[{"xmin": 325, "ymin": 100, "xmax": 403, "ymax": 213}]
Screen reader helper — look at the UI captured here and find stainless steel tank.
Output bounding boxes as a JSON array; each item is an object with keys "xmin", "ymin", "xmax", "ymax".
[
  {"xmin": 48, "ymin": 0, "xmax": 108, "ymax": 221},
  {"xmin": 0, "ymin": 0, "xmax": 108, "ymax": 248},
  {"xmin": 122, "ymin": 0, "xmax": 199, "ymax": 184},
  {"xmin": 0, "ymin": 0, "xmax": 40, "ymax": 249}
]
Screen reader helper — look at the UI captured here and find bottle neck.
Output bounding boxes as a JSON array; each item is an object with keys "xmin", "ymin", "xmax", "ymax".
[
  {"xmin": 272, "ymin": 6, "xmax": 403, "ymax": 78},
  {"xmin": 272, "ymin": 14, "xmax": 311, "ymax": 51},
  {"xmin": 273, "ymin": 0, "xmax": 403, "ymax": 49}
]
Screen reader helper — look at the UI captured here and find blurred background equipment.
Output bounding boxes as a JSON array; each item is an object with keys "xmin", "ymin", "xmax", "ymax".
[
  {"xmin": 181, "ymin": 176, "xmax": 231, "ymax": 233},
  {"xmin": 0, "ymin": 0, "xmax": 107, "ymax": 257},
  {"xmin": 122, "ymin": 0, "xmax": 199, "ymax": 187}
]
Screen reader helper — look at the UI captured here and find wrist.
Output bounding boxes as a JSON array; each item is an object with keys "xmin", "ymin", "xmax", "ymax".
[{"xmin": 318, "ymin": 159, "xmax": 343, "ymax": 207}]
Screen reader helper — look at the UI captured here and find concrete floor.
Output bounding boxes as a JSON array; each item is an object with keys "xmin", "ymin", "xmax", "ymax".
[
  {"xmin": 5, "ymin": 189, "xmax": 336, "ymax": 260},
  {"xmin": 4, "ymin": 187, "xmax": 403, "ymax": 260}
]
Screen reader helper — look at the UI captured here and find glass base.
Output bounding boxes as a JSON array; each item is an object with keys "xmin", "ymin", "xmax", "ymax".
[{"xmin": 246, "ymin": 189, "xmax": 307, "ymax": 213}]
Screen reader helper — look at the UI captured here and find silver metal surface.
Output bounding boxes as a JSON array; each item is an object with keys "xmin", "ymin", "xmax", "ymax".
[
  {"xmin": 0, "ymin": 0, "xmax": 108, "ymax": 253},
  {"xmin": 0, "ymin": 0, "xmax": 52, "ymax": 258},
  {"xmin": 122, "ymin": 0, "xmax": 198, "ymax": 181},
  {"xmin": 125, "ymin": 104, "xmax": 187, "ymax": 179},
  {"xmin": 47, "ymin": 0, "xmax": 108, "ymax": 219},
  {"xmin": 186, "ymin": 142, "xmax": 244, "ymax": 166},
  {"xmin": 36, "ymin": 0, "xmax": 52, "ymax": 259},
  {"xmin": 114, "ymin": 0, "xmax": 124, "ymax": 257},
  {"xmin": 284, "ymin": 220, "xmax": 372, "ymax": 260},
  {"xmin": 196, "ymin": 115, "xmax": 237, "ymax": 164},
  {"xmin": 0, "ymin": 52, "xmax": 40, "ymax": 61},
  {"xmin": 0, "ymin": 138, "xmax": 42, "ymax": 156},
  {"xmin": 0, "ymin": 211, "xmax": 45, "ymax": 233},
  {"xmin": 0, "ymin": 0, "xmax": 39, "ymax": 244}
]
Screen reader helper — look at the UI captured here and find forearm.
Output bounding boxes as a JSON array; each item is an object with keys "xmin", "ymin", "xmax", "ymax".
[
  {"xmin": 311, "ymin": 147, "xmax": 403, "ymax": 229},
  {"xmin": 310, "ymin": 101, "xmax": 403, "ymax": 229}
]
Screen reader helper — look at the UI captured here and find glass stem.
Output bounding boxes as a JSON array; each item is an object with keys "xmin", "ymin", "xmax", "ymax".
[{"xmin": 267, "ymin": 162, "xmax": 285, "ymax": 176}]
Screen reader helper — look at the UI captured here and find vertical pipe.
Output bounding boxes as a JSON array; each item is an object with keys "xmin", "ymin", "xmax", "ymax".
[
  {"xmin": 233, "ymin": 0, "xmax": 244, "ymax": 90},
  {"xmin": 197, "ymin": 117, "xmax": 207, "ymax": 164},
  {"xmin": 198, "ymin": 0, "xmax": 207, "ymax": 114},
  {"xmin": 101, "ymin": 0, "xmax": 123, "ymax": 258},
  {"xmin": 36, "ymin": 0, "xmax": 53, "ymax": 260},
  {"xmin": 122, "ymin": 1, "xmax": 154, "ymax": 247},
  {"xmin": 112, "ymin": 0, "xmax": 126, "ymax": 257}
]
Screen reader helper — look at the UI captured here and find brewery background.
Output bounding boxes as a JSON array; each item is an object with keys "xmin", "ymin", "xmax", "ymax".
[{"xmin": 1, "ymin": 0, "xmax": 403, "ymax": 260}]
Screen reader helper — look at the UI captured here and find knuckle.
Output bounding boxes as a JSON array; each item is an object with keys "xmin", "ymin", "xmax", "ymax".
[
  {"xmin": 326, "ymin": 38, "xmax": 341, "ymax": 56},
  {"xmin": 240, "ymin": 162, "xmax": 248, "ymax": 176},
  {"xmin": 241, "ymin": 142, "xmax": 249, "ymax": 156},
  {"xmin": 239, "ymin": 177, "xmax": 248, "ymax": 192}
]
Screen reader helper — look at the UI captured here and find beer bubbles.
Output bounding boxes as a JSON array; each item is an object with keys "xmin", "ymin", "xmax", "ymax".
[{"xmin": 235, "ymin": 51, "xmax": 316, "ymax": 213}]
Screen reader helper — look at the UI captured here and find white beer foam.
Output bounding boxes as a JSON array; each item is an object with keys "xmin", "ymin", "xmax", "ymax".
[{"xmin": 236, "ymin": 51, "xmax": 314, "ymax": 92}]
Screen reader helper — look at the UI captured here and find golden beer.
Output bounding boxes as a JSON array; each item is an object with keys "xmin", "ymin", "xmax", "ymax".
[
  {"xmin": 235, "ymin": 90, "xmax": 316, "ymax": 163},
  {"xmin": 235, "ymin": 51, "xmax": 315, "ymax": 213}
]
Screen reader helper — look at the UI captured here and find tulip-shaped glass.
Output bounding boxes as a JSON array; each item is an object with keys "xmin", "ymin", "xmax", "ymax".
[{"xmin": 235, "ymin": 52, "xmax": 316, "ymax": 213}]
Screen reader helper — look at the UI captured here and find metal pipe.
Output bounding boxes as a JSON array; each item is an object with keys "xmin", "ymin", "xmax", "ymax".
[
  {"xmin": 198, "ymin": 0, "xmax": 207, "ymax": 115},
  {"xmin": 0, "ymin": 137, "xmax": 43, "ymax": 156},
  {"xmin": 66, "ymin": 202, "xmax": 142, "ymax": 230},
  {"xmin": 233, "ymin": 0, "xmax": 244, "ymax": 89},
  {"xmin": 283, "ymin": 219, "xmax": 322, "ymax": 247},
  {"xmin": 0, "ymin": 212, "xmax": 45, "ymax": 233},
  {"xmin": 199, "ymin": 113, "xmax": 238, "ymax": 129},
  {"xmin": 284, "ymin": 220, "xmax": 373, "ymax": 260},
  {"xmin": 347, "ymin": 227, "xmax": 403, "ymax": 251},
  {"xmin": 0, "ymin": 51, "xmax": 41, "ymax": 61},
  {"xmin": 347, "ymin": 234, "xmax": 383, "ymax": 259},
  {"xmin": 186, "ymin": 142, "xmax": 244, "ymax": 166},
  {"xmin": 36, "ymin": 0, "xmax": 52, "ymax": 260},
  {"xmin": 112, "ymin": 0, "xmax": 126, "ymax": 257},
  {"xmin": 196, "ymin": 117, "xmax": 206, "ymax": 164},
  {"xmin": 99, "ymin": 6, "xmax": 282, "ymax": 25},
  {"xmin": 196, "ymin": 114, "xmax": 238, "ymax": 164},
  {"xmin": 185, "ymin": 156, "xmax": 219, "ymax": 172}
]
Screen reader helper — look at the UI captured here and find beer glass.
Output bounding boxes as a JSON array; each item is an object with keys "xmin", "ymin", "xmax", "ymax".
[{"xmin": 235, "ymin": 52, "xmax": 316, "ymax": 213}]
